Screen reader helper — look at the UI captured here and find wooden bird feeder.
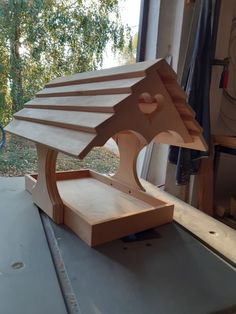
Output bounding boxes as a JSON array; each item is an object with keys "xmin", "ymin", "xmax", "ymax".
[{"xmin": 5, "ymin": 59, "xmax": 207, "ymax": 246}]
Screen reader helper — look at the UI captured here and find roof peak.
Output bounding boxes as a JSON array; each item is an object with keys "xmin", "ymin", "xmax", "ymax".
[{"xmin": 46, "ymin": 59, "xmax": 164, "ymax": 88}]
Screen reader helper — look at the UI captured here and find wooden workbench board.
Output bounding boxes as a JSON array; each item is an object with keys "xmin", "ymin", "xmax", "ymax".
[{"xmin": 26, "ymin": 170, "xmax": 173, "ymax": 246}]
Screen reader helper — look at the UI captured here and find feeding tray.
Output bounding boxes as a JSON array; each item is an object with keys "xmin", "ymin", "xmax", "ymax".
[
  {"xmin": 5, "ymin": 59, "xmax": 207, "ymax": 246},
  {"xmin": 26, "ymin": 169, "xmax": 173, "ymax": 246}
]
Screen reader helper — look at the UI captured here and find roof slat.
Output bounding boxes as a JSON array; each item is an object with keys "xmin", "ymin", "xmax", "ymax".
[
  {"xmin": 175, "ymin": 103, "xmax": 196, "ymax": 118},
  {"xmin": 5, "ymin": 59, "xmax": 207, "ymax": 157},
  {"xmin": 5, "ymin": 119, "xmax": 95, "ymax": 157},
  {"xmin": 46, "ymin": 60, "xmax": 158, "ymax": 87},
  {"xmin": 183, "ymin": 119, "xmax": 203, "ymax": 133},
  {"xmin": 156, "ymin": 60, "xmax": 177, "ymax": 81},
  {"xmin": 164, "ymin": 82, "xmax": 187, "ymax": 101},
  {"xmin": 37, "ymin": 77, "xmax": 144, "ymax": 98},
  {"xmin": 14, "ymin": 109, "xmax": 113, "ymax": 133},
  {"xmin": 25, "ymin": 94, "xmax": 130, "ymax": 113}
]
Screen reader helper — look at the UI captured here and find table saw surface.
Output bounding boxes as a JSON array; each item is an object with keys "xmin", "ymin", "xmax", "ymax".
[{"xmin": 0, "ymin": 177, "xmax": 235, "ymax": 314}]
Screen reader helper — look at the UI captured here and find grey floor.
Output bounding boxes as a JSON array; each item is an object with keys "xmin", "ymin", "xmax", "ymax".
[{"xmin": 0, "ymin": 177, "xmax": 236, "ymax": 314}]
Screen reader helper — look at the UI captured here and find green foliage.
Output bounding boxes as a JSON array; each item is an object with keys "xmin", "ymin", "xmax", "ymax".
[
  {"xmin": 0, "ymin": 0, "xmax": 131, "ymax": 125},
  {"xmin": 0, "ymin": 134, "xmax": 119, "ymax": 176},
  {"xmin": 118, "ymin": 32, "xmax": 138, "ymax": 65}
]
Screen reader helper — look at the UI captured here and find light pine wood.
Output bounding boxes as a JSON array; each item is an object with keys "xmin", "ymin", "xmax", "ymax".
[
  {"xmin": 5, "ymin": 119, "xmax": 96, "ymax": 157},
  {"xmin": 175, "ymin": 102, "xmax": 196, "ymax": 117},
  {"xmin": 6, "ymin": 59, "xmax": 207, "ymax": 157},
  {"xmin": 64, "ymin": 201, "xmax": 173, "ymax": 247},
  {"xmin": 60, "ymin": 178, "xmax": 154, "ymax": 224},
  {"xmin": 90, "ymin": 170, "xmax": 165, "ymax": 206},
  {"xmin": 89, "ymin": 206, "xmax": 173, "ymax": 246},
  {"xmin": 25, "ymin": 173, "xmax": 37, "ymax": 192},
  {"xmin": 214, "ymin": 135, "xmax": 236, "ymax": 149},
  {"xmin": 163, "ymin": 81, "xmax": 187, "ymax": 101},
  {"xmin": 14, "ymin": 108, "xmax": 113, "ymax": 133},
  {"xmin": 25, "ymin": 171, "xmax": 236, "ymax": 260},
  {"xmin": 46, "ymin": 59, "xmax": 159, "ymax": 87},
  {"xmin": 25, "ymin": 94, "xmax": 130, "ymax": 113},
  {"xmin": 25, "ymin": 169, "xmax": 165, "ymax": 207},
  {"xmin": 37, "ymin": 77, "xmax": 144, "ymax": 97},
  {"xmin": 142, "ymin": 179, "xmax": 236, "ymax": 266},
  {"xmin": 32, "ymin": 144, "xmax": 64, "ymax": 223},
  {"xmin": 196, "ymin": 151, "xmax": 214, "ymax": 216},
  {"xmin": 26, "ymin": 170, "xmax": 173, "ymax": 246},
  {"xmin": 6, "ymin": 59, "xmax": 209, "ymax": 246},
  {"xmin": 113, "ymin": 132, "xmax": 146, "ymax": 190},
  {"xmin": 182, "ymin": 118, "xmax": 202, "ymax": 133}
]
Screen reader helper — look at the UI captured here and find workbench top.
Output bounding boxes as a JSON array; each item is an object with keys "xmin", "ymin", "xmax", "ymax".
[{"xmin": 0, "ymin": 177, "xmax": 235, "ymax": 314}]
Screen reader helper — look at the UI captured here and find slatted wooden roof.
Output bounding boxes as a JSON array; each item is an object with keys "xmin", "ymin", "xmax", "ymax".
[{"xmin": 5, "ymin": 59, "xmax": 207, "ymax": 158}]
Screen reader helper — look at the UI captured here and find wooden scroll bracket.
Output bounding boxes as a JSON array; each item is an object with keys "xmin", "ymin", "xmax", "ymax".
[
  {"xmin": 31, "ymin": 144, "xmax": 64, "ymax": 223},
  {"xmin": 112, "ymin": 131, "xmax": 146, "ymax": 191}
]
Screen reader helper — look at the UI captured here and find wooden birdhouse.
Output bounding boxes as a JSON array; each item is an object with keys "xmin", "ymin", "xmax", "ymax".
[{"xmin": 5, "ymin": 59, "xmax": 207, "ymax": 246}]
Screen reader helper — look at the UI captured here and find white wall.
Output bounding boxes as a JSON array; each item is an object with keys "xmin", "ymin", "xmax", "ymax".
[{"xmin": 142, "ymin": 0, "xmax": 189, "ymax": 189}]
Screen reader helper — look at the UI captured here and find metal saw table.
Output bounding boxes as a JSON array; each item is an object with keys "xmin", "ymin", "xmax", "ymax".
[{"xmin": 0, "ymin": 177, "xmax": 235, "ymax": 314}]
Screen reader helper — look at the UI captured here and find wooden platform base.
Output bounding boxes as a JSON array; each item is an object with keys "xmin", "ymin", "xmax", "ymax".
[{"xmin": 25, "ymin": 170, "xmax": 173, "ymax": 246}]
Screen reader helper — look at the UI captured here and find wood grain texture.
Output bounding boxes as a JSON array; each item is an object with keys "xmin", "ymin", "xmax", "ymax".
[
  {"xmin": 89, "ymin": 170, "xmax": 165, "ymax": 206},
  {"xmin": 32, "ymin": 144, "xmax": 64, "ymax": 223},
  {"xmin": 6, "ymin": 59, "xmax": 208, "ymax": 244},
  {"xmin": 25, "ymin": 94, "xmax": 130, "ymax": 112},
  {"xmin": 113, "ymin": 132, "xmax": 145, "ymax": 190},
  {"xmin": 58, "ymin": 171, "xmax": 173, "ymax": 246},
  {"xmin": 14, "ymin": 108, "xmax": 113, "ymax": 133},
  {"xmin": 6, "ymin": 59, "xmax": 207, "ymax": 158},
  {"xmin": 25, "ymin": 172, "xmax": 236, "ymax": 256},
  {"xmin": 90, "ymin": 205, "xmax": 173, "ymax": 246},
  {"xmin": 196, "ymin": 151, "xmax": 214, "ymax": 216},
  {"xmin": 5, "ymin": 119, "xmax": 96, "ymax": 157},
  {"xmin": 37, "ymin": 77, "xmax": 144, "ymax": 97},
  {"xmin": 164, "ymin": 81, "xmax": 187, "ymax": 101},
  {"xmin": 175, "ymin": 102, "xmax": 196, "ymax": 117},
  {"xmin": 25, "ymin": 170, "xmax": 173, "ymax": 246},
  {"xmin": 182, "ymin": 118, "xmax": 202, "ymax": 133},
  {"xmin": 142, "ymin": 179, "xmax": 236, "ymax": 266},
  {"xmin": 213, "ymin": 135, "xmax": 236, "ymax": 149},
  {"xmin": 46, "ymin": 59, "xmax": 159, "ymax": 87},
  {"xmin": 59, "ymin": 178, "xmax": 152, "ymax": 224}
]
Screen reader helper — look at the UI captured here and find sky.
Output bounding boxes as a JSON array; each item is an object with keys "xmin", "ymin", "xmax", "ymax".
[
  {"xmin": 102, "ymin": 0, "xmax": 141, "ymax": 68},
  {"xmin": 119, "ymin": 0, "xmax": 141, "ymax": 31}
]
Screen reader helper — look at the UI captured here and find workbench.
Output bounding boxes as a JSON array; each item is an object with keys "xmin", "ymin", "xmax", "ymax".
[{"xmin": 0, "ymin": 177, "xmax": 235, "ymax": 314}]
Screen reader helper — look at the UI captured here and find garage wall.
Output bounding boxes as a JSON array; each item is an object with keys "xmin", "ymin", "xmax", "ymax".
[{"xmin": 211, "ymin": 0, "xmax": 236, "ymax": 207}]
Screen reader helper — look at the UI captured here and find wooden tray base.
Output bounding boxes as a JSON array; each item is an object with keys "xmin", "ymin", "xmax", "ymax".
[{"xmin": 26, "ymin": 170, "xmax": 173, "ymax": 246}]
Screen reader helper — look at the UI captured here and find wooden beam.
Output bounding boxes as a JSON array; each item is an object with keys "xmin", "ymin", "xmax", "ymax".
[
  {"xmin": 142, "ymin": 179, "xmax": 236, "ymax": 266},
  {"xmin": 214, "ymin": 135, "xmax": 236, "ymax": 149}
]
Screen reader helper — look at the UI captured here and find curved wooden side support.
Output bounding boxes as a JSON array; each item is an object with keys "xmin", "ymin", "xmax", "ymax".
[
  {"xmin": 112, "ymin": 131, "xmax": 146, "ymax": 191},
  {"xmin": 32, "ymin": 144, "xmax": 64, "ymax": 223}
]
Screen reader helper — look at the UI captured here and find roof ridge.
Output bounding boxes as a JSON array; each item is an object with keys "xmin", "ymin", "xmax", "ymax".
[{"xmin": 46, "ymin": 59, "xmax": 160, "ymax": 88}]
